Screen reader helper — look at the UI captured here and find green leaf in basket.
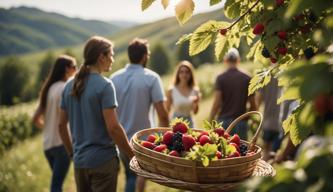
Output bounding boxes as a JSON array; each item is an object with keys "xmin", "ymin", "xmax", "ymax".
[
  {"xmin": 202, "ymin": 156, "xmax": 210, "ymax": 167},
  {"xmin": 225, "ymin": 143, "xmax": 237, "ymax": 156},
  {"xmin": 219, "ymin": 137, "xmax": 228, "ymax": 158}
]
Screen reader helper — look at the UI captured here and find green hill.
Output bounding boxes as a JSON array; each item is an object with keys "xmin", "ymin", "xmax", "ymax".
[{"xmin": 0, "ymin": 6, "xmax": 130, "ymax": 56}]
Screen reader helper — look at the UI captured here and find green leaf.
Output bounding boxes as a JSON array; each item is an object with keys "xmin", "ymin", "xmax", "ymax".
[
  {"xmin": 248, "ymin": 69, "xmax": 272, "ymax": 95},
  {"xmin": 277, "ymin": 87, "xmax": 300, "ymax": 104},
  {"xmin": 142, "ymin": 0, "xmax": 156, "ymax": 11},
  {"xmin": 189, "ymin": 21, "xmax": 228, "ymax": 56},
  {"xmin": 175, "ymin": 0, "xmax": 195, "ymax": 25},
  {"xmin": 210, "ymin": 0, "xmax": 222, "ymax": 6},
  {"xmin": 161, "ymin": 0, "xmax": 169, "ymax": 9},
  {"xmin": 224, "ymin": 1, "xmax": 240, "ymax": 19},
  {"xmin": 285, "ymin": 0, "xmax": 312, "ymax": 18},
  {"xmin": 246, "ymin": 40, "xmax": 261, "ymax": 59},
  {"xmin": 282, "ymin": 113, "xmax": 295, "ymax": 134},
  {"xmin": 176, "ymin": 33, "xmax": 192, "ymax": 45},
  {"xmin": 215, "ymin": 35, "xmax": 230, "ymax": 61},
  {"xmin": 202, "ymin": 156, "xmax": 209, "ymax": 167}
]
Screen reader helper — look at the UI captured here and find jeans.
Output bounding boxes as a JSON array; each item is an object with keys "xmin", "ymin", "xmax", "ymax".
[
  {"xmin": 218, "ymin": 117, "xmax": 248, "ymax": 140},
  {"xmin": 44, "ymin": 145, "xmax": 71, "ymax": 192},
  {"xmin": 120, "ymin": 152, "xmax": 136, "ymax": 192},
  {"xmin": 74, "ymin": 156, "xmax": 119, "ymax": 192}
]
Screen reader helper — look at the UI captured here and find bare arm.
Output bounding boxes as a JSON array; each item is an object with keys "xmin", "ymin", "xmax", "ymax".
[
  {"xmin": 103, "ymin": 108, "xmax": 134, "ymax": 159},
  {"xmin": 248, "ymin": 94, "xmax": 258, "ymax": 111},
  {"xmin": 32, "ymin": 104, "xmax": 44, "ymax": 129},
  {"xmin": 58, "ymin": 109, "xmax": 73, "ymax": 156},
  {"xmin": 154, "ymin": 101, "xmax": 169, "ymax": 127},
  {"xmin": 165, "ymin": 89, "xmax": 172, "ymax": 114},
  {"xmin": 191, "ymin": 90, "xmax": 201, "ymax": 115},
  {"xmin": 208, "ymin": 90, "xmax": 222, "ymax": 121}
]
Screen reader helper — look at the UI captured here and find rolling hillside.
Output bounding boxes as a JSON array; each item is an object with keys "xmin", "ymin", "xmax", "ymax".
[
  {"xmin": 0, "ymin": 8, "xmax": 227, "ymax": 74},
  {"xmin": 0, "ymin": 6, "xmax": 134, "ymax": 56}
]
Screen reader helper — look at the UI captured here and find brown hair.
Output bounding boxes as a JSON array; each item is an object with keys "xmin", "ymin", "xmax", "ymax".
[
  {"xmin": 39, "ymin": 55, "xmax": 76, "ymax": 112},
  {"xmin": 71, "ymin": 36, "xmax": 113, "ymax": 99},
  {"xmin": 172, "ymin": 60, "xmax": 196, "ymax": 88},
  {"xmin": 127, "ymin": 38, "xmax": 148, "ymax": 63}
]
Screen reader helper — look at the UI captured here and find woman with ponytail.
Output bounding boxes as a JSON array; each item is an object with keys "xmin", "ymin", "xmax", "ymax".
[
  {"xmin": 58, "ymin": 36, "xmax": 134, "ymax": 192},
  {"xmin": 33, "ymin": 55, "xmax": 77, "ymax": 192}
]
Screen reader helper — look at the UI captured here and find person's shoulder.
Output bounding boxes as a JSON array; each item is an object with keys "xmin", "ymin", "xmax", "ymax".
[
  {"xmin": 143, "ymin": 68, "xmax": 161, "ymax": 79},
  {"xmin": 238, "ymin": 68, "xmax": 251, "ymax": 78},
  {"xmin": 110, "ymin": 68, "xmax": 126, "ymax": 79}
]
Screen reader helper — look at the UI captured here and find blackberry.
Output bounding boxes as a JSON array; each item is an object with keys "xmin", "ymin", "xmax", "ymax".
[
  {"xmin": 261, "ymin": 47, "xmax": 270, "ymax": 58},
  {"xmin": 239, "ymin": 143, "xmax": 248, "ymax": 156},
  {"xmin": 304, "ymin": 47, "xmax": 314, "ymax": 60},
  {"xmin": 172, "ymin": 132, "xmax": 184, "ymax": 152}
]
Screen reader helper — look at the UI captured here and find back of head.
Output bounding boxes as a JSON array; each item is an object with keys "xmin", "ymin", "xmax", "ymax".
[
  {"xmin": 40, "ymin": 54, "xmax": 76, "ymax": 111},
  {"xmin": 72, "ymin": 36, "xmax": 113, "ymax": 99},
  {"xmin": 128, "ymin": 38, "xmax": 149, "ymax": 64},
  {"xmin": 224, "ymin": 48, "xmax": 240, "ymax": 64}
]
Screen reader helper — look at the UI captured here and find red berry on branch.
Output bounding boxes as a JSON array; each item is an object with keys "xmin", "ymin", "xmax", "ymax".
[
  {"xmin": 277, "ymin": 31, "xmax": 287, "ymax": 40},
  {"xmin": 270, "ymin": 57, "xmax": 277, "ymax": 64},
  {"xmin": 314, "ymin": 94, "xmax": 329, "ymax": 116},
  {"xmin": 276, "ymin": 0, "xmax": 284, "ymax": 6},
  {"xmin": 278, "ymin": 47, "xmax": 288, "ymax": 55},
  {"xmin": 219, "ymin": 28, "xmax": 228, "ymax": 36},
  {"xmin": 300, "ymin": 24, "xmax": 311, "ymax": 34},
  {"xmin": 253, "ymin": 23, "xmax": 265, "ymax": 35}
]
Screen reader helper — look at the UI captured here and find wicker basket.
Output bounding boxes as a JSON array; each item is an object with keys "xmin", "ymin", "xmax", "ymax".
[
  {"xmin": 130, "ymin": 157, "xmax": 275, "ymax": 192},
  {"xmin": 131, "ymin": 111, "xmax": 263, "ymax": 184}
]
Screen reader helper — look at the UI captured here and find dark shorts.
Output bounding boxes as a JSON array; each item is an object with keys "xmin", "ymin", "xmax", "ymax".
[{"xmin": 263, "ymin": 130, "xmax": 279, "ymax": 142}]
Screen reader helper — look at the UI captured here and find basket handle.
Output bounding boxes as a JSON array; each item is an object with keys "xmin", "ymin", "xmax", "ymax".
[{"xmin": 225, "ymin": 111, "xmax": 263, "ymax": 152}]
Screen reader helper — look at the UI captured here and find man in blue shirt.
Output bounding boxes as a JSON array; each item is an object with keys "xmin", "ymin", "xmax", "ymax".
[{"xmin": 111, "ymin": 38, "xmax": 169, "ymax": 192}]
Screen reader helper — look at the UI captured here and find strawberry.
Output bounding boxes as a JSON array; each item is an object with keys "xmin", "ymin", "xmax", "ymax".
[
  {"xmin": 278, "ymin": 47, "xmax": 288, "ymax": 55},
  {"xmin": 173, "ymin": 122, "xmax": 188, "ymax": 133},
  {"xmin": 230, "ymin": 142, "xmax": 240, "ymax": 152},
  {"xmin": 270, "ymin": 57, "xmax": 277, "ymax": 64},
  {"xmin": 199, "ymin": 135, "xmax": 211, "ymax": 146},
  {"xmin": 147, "ymin": 134, "xmax": 157, "ymax": 143},
  {"xmin": 219, "ymin": 28, "xmax": 228, "ymax": 36},
  {"xmin": 216, "ymin": 151, "xmax": 222, "ymax": 159},
  {"xmin": 227, "ymin": 151, "xmax": 240, "ymax": 158},
  {"xmin": 253, "ymin": 23, "xmax": 265, "ymax": 35},
  {"xmin": 171, "ymin": 118, "xmax": 189, "ymax": 133},
  {"xmin": 154, "ymin": 144, "xmax": 167, "ymax": 152},
  {"xmin": 223, "ymin": 132, "xmax": 230, "ymax": 139},
  {"xmin": 275, "ymin": 0, "xmax": 284, "ymax": 6},
  {"xmin": 169, "ymin": 150, "xmax": 180, "ymax": 157},
  {"xmin": 163, "ymin": 131, "xmax": 174, "ymax": 146},
  {"xmin": 277, "ymin": 31, "xmax": 287, "ymax": 40},
  {"xmin": 182, "ymin": 134, "xmax": 196, "ymax": 151},
  {"xmin": 214, "ymin": 128, "xmax": 225, "ymax": 137},
  {"xmin": 314, "ymin": 94, "xmax": 329, "ymax": 116},
  {"xmin": 229, "ymin": 134, "xmax": 241, "ymax": 146},
  {"xmin": 197, "ymin": 131, "xmax": 209, "ymax": 141},
  {"xmin": 141, "ymin": 141, "xmax": 156, "ymax": 150}
]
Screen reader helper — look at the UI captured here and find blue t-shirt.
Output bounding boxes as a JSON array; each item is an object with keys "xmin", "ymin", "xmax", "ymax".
[
  {"xmin": 61, "ymin": 73, "xmax": 118, "ymax": 168},
  {"xmin": 110, "ymin": 64, "xmax": 165, "ymax": 140}
]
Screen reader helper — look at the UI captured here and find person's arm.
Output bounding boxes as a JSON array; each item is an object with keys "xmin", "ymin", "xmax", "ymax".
[
  {"xmin": 248, "ymin": 94, "xmax": 258, "ymax": 111},
  {"xmin": 165, "ymin": 89, "xmax": 172, "ymax": 114},
  {"xmin": 154, "ymin": 101, "xmax": 169, "ymax": 127},
  {"xmin": 58, "ymin": 109, "xmax": 73, "ymax": 157},
  {"xmin": 273, "ymin": 135, "xmax": 296, "ymax": 164},
  {"xmin": 32, "ymin": 104, "xmax": 44, "ymax": 129},
  {"xmin": 191, "ymin": 90, "xmax": 201, "ymax": 115},
  {"xmin": 208, "ymin": 90, "xmax": 222, "ymax": 121},
  {"xmin": 103, "ymin": 108, "xmax": 134, "ymax": 159}
]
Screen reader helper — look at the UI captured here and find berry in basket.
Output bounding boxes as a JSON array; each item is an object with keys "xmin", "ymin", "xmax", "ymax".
[{"xmin": 138, "ymin": 118, "xmax": 252, "ymax": 167}]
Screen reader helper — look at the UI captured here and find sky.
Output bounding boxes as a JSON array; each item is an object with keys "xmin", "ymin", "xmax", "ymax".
[{"xmin": 0, "ymin": 0, "xmax": 223, "ymax": 23}]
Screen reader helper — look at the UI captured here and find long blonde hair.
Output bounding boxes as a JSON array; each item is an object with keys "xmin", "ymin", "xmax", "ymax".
[
  {"xmin": 71, "ymin": 36, "xmax": 113, "ymax": 99},
  {"xmin": 172, "ymin": 60, "xmax": 196, "ymax": 88}
]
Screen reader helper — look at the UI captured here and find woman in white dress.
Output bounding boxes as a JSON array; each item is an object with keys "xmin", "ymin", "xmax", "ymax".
[{"xmin": 166, "ymin": 60, "xmax": 201, "ymax": 128}]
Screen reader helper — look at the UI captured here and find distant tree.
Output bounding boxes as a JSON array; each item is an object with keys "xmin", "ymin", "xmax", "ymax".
[
  {"xmin": 177, "ymin": 41, "xmax": 194, "ymax": 64},
  {"xmin": 196, "ymin": 44, "xmax": 215, "ymax": 65},
  {"xmin": 36, "ymin": 51, "xmax": 55, "ymax": 90},
  {"xmin": 149, "ymin": 43, "xmax": 171, "ymax": 76},
  {"xmin": 177, "ymin": 41, "xmax": 214, "ymax": 68},
  {"xmin": 0, "ymin": 57, "xmax": 30, "ymax": 105}
]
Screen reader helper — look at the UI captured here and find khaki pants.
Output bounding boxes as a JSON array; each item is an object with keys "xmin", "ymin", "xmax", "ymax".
[{"xmin": 74, "ymin": 157, "xmax": 119, "ymax": 192}]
